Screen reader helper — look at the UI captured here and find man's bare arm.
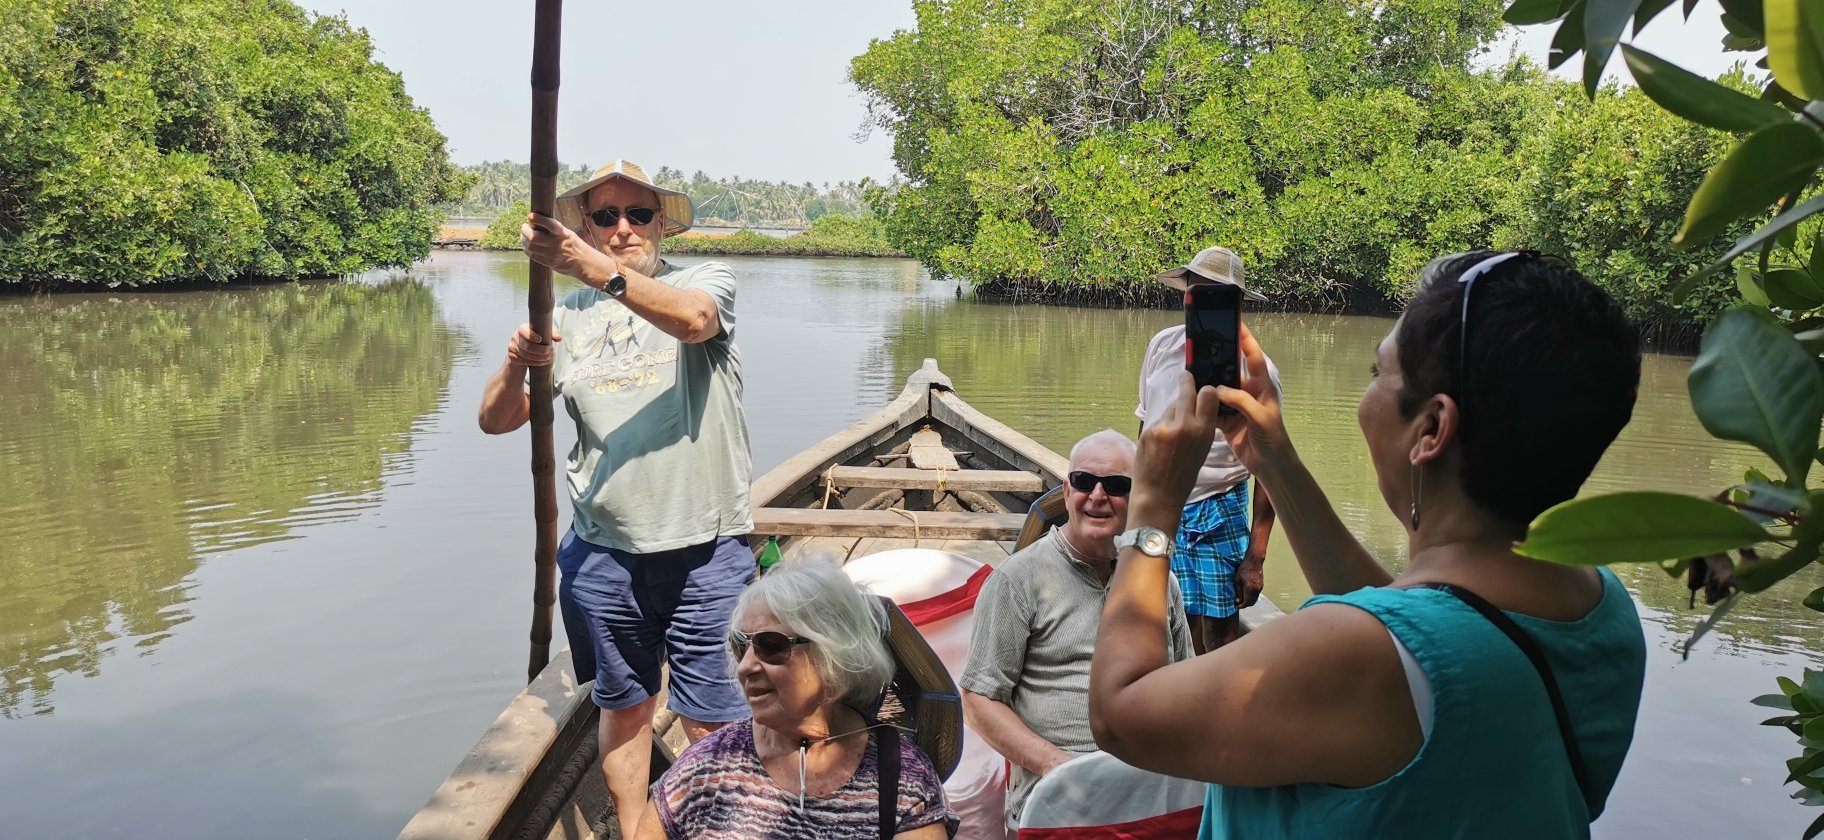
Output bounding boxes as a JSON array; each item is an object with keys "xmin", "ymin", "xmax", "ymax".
[
  {"xmin": 961, "ymin": 691, "xmax": 1075, "ymax": 777},
  {"xmin": 522, "ymin": 215, "xmax": 721, "ymax": 344},
  {"xmin": 478, "ymin": 324, "xmax": 557, "ymax": 434}
]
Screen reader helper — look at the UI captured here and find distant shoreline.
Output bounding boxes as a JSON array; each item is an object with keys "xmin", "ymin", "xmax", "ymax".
[{"xmin": 434, "ymin": 226, "xmax": 907, "ymax": 259}]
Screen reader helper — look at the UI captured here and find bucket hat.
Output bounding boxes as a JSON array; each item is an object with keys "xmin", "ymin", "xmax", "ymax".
[
  {"xmin": 1155, "ymin": 245, "xmax": 1267, "ymax": 301},
  {"xmin": 555, "ymin": 159, "xmax": 693, "ymax": 236}
]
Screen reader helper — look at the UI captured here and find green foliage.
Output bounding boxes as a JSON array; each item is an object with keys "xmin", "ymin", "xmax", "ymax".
[
  {"xmin": 1515, "ymin": 491, "xmax": 1772, "ymax": 565},
  {"xmin": 1499, "ymin": 81, "xmax": 1745, "ymax": 326},
  {"xmin": 1756, "ymin": 670, "xmax": 1824, "ymax": 838},
  {"xmin": 440, "ymin": 161, "xmax": 870, "ymax": 229},
  {"xmin": 849, "ymin": 0, "xmax": 1750, "ymax": 322},
  {"xmin": 1689, "ymin": 308, "xmax": 1824, "ymax": 486},
  {"xmin": 473, "ymin": 202, "xmax": 901, "ymax": 258},
  {"xmin": 668, "ymin": 213, "xmax": 903, "ymax": 258},
  {"xmin": 478, "ymin": 200, "xmax": 530, "ymax": 250},
  {"xmin": 1501, "ymin": 0, "xmax": 1824, "ymax": 830},
  {"xmin": 0, "ymin": 0, "xmax": 469, "ymax": 287}
]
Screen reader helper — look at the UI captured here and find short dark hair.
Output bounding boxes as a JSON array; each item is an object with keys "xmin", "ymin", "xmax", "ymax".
[{"xmin": 1396, "ymin": 251, "xmax": 1641, "ymax": 525}]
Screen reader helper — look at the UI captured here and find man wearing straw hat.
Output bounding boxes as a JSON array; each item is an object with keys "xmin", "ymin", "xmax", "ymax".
[
  {"xmin": 478, "ymin": 160, "xmax": 753, "ymax": 838},
  {"xmin": 1137, "ymin": 245, "xmax": 1280, "ymax": 654}
]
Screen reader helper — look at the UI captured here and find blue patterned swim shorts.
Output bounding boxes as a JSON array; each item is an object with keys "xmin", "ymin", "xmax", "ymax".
[{"xmin": 1171, "ymin": 481, "xmax": 1251, "ymax": 619}]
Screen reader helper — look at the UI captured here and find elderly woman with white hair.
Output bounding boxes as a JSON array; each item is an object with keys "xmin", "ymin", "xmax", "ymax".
[{"xmin": 636, "ymin": 556, "xmax": 960, "ymax": 839}]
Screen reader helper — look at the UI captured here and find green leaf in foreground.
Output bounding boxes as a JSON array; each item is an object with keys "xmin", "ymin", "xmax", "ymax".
[
  {"xmin": 1584, "ymin": 0, "xmax": 1645, "ymax": 98},
  {"xmin": 1518, "ymin": 491, "xmax": 1770, "ymax": 565},
  {"xmin": 1675, "ymin": 121, "xmax": 1824, "ymax": 247},
  {"xmin": 1689, "ymin": 307, "xmax": 1824, "ymax": 486},
  {"xmin": 1767, "ymin": 0, "xmax": 1824, "ymax": 100},
  {"xmin": 1737, "ymin": 265, "xmax": 1772, "ymax": 306},
  {"xmin": 1758, "ymin": 692, "xmax": 1800, "ymax": 710},
  {"xmin": 1682, "ymin": 593, "xmax": 1740, "ymax": 656},
  {"xmin": 1622, "ymin": 45, "xmax": 1792, "ymax": 132},
  {"xmin": 1505, "ymin": 0, "xmax": 1569, "ymax": 26},
  {"xmin": 1692, "ymin": 191, "xmax": 1824, "ymax": 281},
  {"xmin": 1550, "ymin": 0, "xmax": 1589, "ymax": 70},
  {"xmin": 1764, "ymin": 267, "xmax": 1824, "ymax": 311}
]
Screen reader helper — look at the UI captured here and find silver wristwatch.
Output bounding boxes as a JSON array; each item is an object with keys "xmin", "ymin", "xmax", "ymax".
[{"xmin": 1113, "ymin": 526, "xmax": 1172, "ymax": 559}]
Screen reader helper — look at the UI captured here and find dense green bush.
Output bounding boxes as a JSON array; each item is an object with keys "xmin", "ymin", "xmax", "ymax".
[
  {"xmin": 850, "ymin": 0, "xmax": 1744, "ymax": 327},
  {"xmin": 478, "ymin": 200, "xmax": 530, "ymax": 250},
  {"xmin": 851, "ymin": 0, "xmax": 1519, "ymax": 306},
  {"xmin": 0, "ymin": 0, "xmax": 471, "ymax": 287},
  {"xmin": 1498, "ymin": 82, "xmax": 1750, "ymax": 332},
  {"xmin": 440, "ymin": 161, "xmax": 869, "ymax": 229}
]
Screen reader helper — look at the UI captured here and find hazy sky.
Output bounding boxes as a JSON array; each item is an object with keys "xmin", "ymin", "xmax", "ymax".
[{"xmin": 295, "ymin": 1, "xmax": 1735, "ymax": 185}]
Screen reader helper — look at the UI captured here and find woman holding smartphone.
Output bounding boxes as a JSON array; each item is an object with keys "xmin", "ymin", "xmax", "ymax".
[{"xmin": 1090, "ymin": 251, "xmax": 1648, "ymax": 838}]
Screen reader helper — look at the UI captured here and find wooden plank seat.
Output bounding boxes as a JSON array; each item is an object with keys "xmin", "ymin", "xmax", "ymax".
[
  {"xmin": 823, "ymin": 466, "xmax": 1045, "ymax": 493},
  {"xmin": 751, "ymin": 507, "xmax": 1026, "ymax": 540},
  {"xmin": 907, "ymin": 428, "xmax": 960, "ymax": 470}
]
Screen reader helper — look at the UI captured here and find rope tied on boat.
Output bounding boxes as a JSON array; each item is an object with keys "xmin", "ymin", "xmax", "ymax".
[{"xmin": 886, "ymin": 507, "xmax": 921, "ymax": 546}]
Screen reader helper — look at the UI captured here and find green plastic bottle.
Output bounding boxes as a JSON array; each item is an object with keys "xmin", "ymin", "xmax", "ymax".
[{"xmin": 757, "ymin": 536, "xmax": 783, "ymax": 573}]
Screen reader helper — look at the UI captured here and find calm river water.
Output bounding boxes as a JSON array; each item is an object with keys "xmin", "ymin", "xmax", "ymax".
[{"xmin": 2, "ymin": 250, "xmax": 1818, "ymax": 838}]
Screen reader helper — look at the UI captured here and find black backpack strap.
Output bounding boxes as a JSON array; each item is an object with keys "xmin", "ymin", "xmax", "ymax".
[
  {"xmin": 1406, "ymin": 582, "xmax": 1595, "ymax": 817},
  {"xmin": 877, "ymin": 723, "xmax": 902, "ymax": 839}
]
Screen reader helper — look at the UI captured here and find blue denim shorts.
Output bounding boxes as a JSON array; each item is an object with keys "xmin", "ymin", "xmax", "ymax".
[{"xmin": 556, "ymin": 529, "xmax": 754, "ymax": 721}]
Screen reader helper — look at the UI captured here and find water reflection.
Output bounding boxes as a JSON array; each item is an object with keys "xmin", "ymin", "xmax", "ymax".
[
  {"xmin": 882, "ymin": 299, "xmax": 1824, "ymax": 657},
  {"xmin": 0, "ymin": 279, "xmax": 457, "ymax": 718},
  {"xmin": 0, "ymin": 251, "xmax": 1815, "ymax": 839}
]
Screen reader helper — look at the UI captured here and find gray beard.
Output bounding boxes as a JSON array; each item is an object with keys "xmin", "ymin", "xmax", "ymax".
[{"xmin": 624, "ymin": 249, "xmax": 662, "ymax": 277}]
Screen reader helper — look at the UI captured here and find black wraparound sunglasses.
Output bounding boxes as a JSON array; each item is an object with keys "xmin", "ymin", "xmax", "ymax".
[
  {"xmin": 728, "ymin": 629, "xmax": 812, "ymax": 665},
  {"xmin": 588, "ymin": 206, "xmax": 658, "ymax": 228},
  {"xmin": 1068, "ymin": 470, "xmax": 1132, "ymax": 497}
]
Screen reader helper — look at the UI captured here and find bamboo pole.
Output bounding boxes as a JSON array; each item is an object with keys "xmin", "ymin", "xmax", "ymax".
[{"xmin": 525, "ymin": 0, "xmax": 563, "ymax": 684}]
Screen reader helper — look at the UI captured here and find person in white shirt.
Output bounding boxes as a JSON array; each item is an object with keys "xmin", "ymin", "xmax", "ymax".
[{"xmin": 1135, "ymin": 246, "xmax": 1279, "ymax": 653}]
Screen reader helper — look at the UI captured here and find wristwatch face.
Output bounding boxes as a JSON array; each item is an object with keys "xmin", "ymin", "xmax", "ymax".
[
  {"xmin": 1119, "ymin": 527, "xmax": 1170, "ymax": 557},
  {"xmin": 607, "ymin": 273, "xmax": 627, "ymax": 297},
  {"xmin": 1138, "ymin": 527, "xmax": 1170, "ymax": 556}
]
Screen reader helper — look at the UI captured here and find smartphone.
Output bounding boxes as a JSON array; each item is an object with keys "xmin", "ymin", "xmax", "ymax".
[{"xmin": 1185, "ymin": 283, "xmax": 1242, "ymax": 414}]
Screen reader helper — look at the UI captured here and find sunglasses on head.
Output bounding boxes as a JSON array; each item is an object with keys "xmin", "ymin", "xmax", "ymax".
[
  {"xmin": 1068, "ymin": 470, "xmax": 1132, "ymax": 497},
  {"xmin": 588, "ymin": 206, "xmax": 658, "ymax": 228},
  {"xmin": 727, "ymin": 629, "xmax": 812, "ymax": 665}
]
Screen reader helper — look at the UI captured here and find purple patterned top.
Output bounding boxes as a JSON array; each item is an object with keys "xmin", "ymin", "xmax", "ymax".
[{"xmin": 653, "ymin": 718, "xmax": 959, "ymax": 839}]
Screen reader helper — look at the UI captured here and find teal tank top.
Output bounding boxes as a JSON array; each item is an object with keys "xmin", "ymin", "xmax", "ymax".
[{"xmin": 1199, "ymin": 568, "xmax": 1645, "ymax": 839}]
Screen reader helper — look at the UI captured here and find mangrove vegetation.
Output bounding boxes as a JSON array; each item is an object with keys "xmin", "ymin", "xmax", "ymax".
[
  {"xmin": 444, "ymin": 161, "xmax": 872, "ymax": 230},
  {"xmin": 0, "ymin": 0, "xmax": 471, "ymax": 288},
  {"xmin": 849, "ymin": 0, "xmax": 1754, "ymax": 330}
]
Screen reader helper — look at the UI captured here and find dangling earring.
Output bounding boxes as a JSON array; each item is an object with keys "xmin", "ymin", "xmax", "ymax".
[{"xmin": 1409, "ymin": 465, "xmax": 1423, "ymax": 531}]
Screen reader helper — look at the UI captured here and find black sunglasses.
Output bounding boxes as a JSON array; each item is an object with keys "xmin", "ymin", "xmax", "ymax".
[
  {"xmin": 728, "ymin": 629, "xmax": 812, "ymax": 665},
  {"xmin": 588, "ymin": 206, "xmax": 658, "ymax": 228},
  {"xmin": 1068, "ymin": 470, "xmax": 1132, "ymax": 497}
]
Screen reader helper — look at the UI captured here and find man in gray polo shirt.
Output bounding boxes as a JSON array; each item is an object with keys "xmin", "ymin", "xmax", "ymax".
[{"xmin": 961, "ymin": 429, "xmax": 1194, "ymax": 832}]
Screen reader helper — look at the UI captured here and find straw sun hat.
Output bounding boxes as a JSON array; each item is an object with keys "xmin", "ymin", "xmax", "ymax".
[
  {"xmin": 1155, "ymin": 245, "xmax": 1268, "ymax": 301},
  {"xmin": 554, "ymin": 159, "xmax": 694, "ymax": 237}
]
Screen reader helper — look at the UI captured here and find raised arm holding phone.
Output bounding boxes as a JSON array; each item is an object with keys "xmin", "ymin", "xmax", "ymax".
[
  {"xmin": 1136, "ymin": 247, "xmax": 1279, "ymax": 653},
  {"xmin": 1093, "ymin": 251, "xmax": 1651, "ymax": 838}
]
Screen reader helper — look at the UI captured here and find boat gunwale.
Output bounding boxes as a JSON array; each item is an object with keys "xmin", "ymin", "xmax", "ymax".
[{"xmin": 396, "ymin": 359, "xmax": 1069, "ymax": 840}]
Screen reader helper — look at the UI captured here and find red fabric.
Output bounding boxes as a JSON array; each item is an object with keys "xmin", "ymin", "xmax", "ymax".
[
  {"xmin": 1016, "ymin": 807, "xmax": 1203, "ymax": 840},
  {"xmin": 898, "ymin": 565, "xmax": 992, "ymax": 627}
]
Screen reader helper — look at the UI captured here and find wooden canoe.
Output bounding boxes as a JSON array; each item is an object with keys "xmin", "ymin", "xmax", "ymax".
[{"xmin": 397, "ymin": 358, "xmax": 1284, "ymax": 840}]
